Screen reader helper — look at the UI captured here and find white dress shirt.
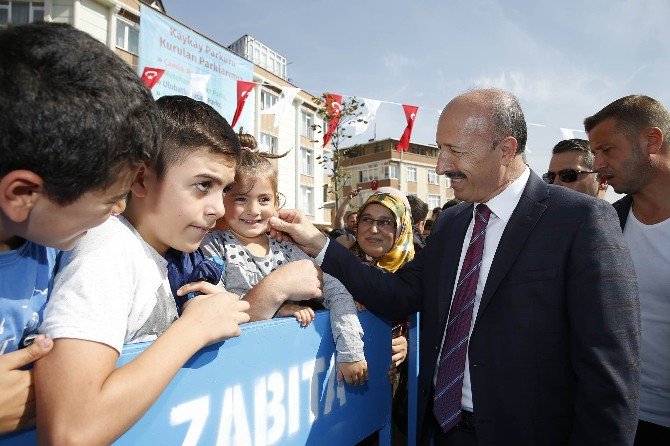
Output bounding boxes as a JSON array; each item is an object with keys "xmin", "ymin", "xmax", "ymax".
[{"xmin": 434, "ymin": 167, "xmax": 530, "ymax": 412}]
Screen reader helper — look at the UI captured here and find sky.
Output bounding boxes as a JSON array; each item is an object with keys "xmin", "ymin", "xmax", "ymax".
[{"xmin": 163, "ymin": 0, "xmax": 669, "ymax": 201}]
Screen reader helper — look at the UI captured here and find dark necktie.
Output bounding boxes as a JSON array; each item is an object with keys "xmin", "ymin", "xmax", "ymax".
[{"xmin": 433, "ymin": 203, "xmax": 491, "ymax": 432}]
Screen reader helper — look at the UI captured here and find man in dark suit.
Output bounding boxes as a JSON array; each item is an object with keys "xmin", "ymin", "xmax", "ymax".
[
  {"xmin": 585, "ymin": 95, "xmax": 670, "ymax": 445},
  {"xmin": 270, "ymin": 89, "xmax": 640, "ymax": 445}
]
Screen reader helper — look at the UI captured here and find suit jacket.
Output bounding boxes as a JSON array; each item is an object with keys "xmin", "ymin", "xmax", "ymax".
[
  {"xmin": 613, "ymin": 195, "xmax": 633, "ymax": 230},
  {"xmin": 322, "ymin": 172, "xmax": 640, "ymax": 445}
]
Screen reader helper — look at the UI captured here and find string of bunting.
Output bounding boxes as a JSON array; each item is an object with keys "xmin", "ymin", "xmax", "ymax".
[{"xmin": 141, "ymin": 67, "xmax": 586, "ymax": 153}]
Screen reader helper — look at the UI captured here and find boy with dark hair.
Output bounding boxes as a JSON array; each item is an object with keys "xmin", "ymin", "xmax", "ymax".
[
  {"xmin": 0, "ymin": 23, "xmax": 160, "ymax": 434},
  {"xmin": 35, "ymin": 96, "xmax": 323, "ymax": 444}
]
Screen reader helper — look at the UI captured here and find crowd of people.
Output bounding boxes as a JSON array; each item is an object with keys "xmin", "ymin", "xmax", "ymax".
[{"xmin": 1, "ymin": 22, "xmax": 668, "ymax": 446}]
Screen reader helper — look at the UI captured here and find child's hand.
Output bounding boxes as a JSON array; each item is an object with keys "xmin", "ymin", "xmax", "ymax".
[
  {"xmin": 355, "ymin": 301, "xmax": 366, "ymax": 312},
  {"xmin": 0, "ymin": 335, "xmax": 53, "ymax": 434},
  {"xmin": 180, "ymin": 291, "xmax": 250, "ymax": 346},
  {"xmin": 176, "ymin": 281, "xmax": 225, "ymax": 298},
  {"xmin": 277, "ymin": 303, "xmax": 315, "ymax": 327},
  {"xmin": 387, "ymin": 335, "xmax": 408, "ymax": 382},
  {"xmin": 337, "ymin": 360, "xmax": 368, "ymax": 386}
]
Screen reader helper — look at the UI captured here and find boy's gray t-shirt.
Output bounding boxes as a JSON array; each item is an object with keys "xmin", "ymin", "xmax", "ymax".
[
  {"xmin": 201, "ymin": 230, "xmax": 365, "ymax": 362},
  {"xmin": 41, "ymin": 216, "xmax": 178, "ymax": 354}
]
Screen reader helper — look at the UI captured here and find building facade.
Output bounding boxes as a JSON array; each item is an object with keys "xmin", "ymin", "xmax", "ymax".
[{"xmin": 341, "ymin": 138, "xmax": 454, "ymax": 211}]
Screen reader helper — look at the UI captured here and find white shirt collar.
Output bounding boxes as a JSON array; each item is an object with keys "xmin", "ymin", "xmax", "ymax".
[{"xmin": 475, "ymin": 166, "xmax": 530, "ymax": 224}]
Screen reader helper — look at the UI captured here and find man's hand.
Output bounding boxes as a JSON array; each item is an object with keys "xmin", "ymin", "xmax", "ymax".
[
  {"xmin": 0, "ymin": 334, "xmax": 53, "ymax": 434},
  {"xmin": 337, "ymin": 360, "xmax": 368, "ymax": 386},
  {"xmin": 269, "ymin": 210, "xmax": 328, "ymax": 257},
  {"xmin": 388, "ymin": 335, "xmax": 408, "ymax": 382},
  {"xmin": 179, "ymin": 289, "xmax": 250, "ymax": 346},
  {"xmin": 277, "ymin": 303, "xmax": 315, "ymax": 327}
]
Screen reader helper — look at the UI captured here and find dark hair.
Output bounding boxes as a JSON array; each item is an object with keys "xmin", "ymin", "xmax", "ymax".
[
  {"xmin": 155, "ymin": 96, "xmax": 241, "ymax": 178},
  {"xmin": 584, "ymin": 95, "xmax": 670, "ymax": 147},
  {"xmin": 442, "ymin": 198, "xmax": 460, "ymax": 210},
  {"xmin": 233, "ymin": 132, "xmax": 287, "ymax": 205},
  {"xmin": 551, "ymin": 139, "xmax": 594, "ymax": 169},
  {"xmin": 0, "ymin": 23, "xmax": 160, "ymax": 205},
  {"xmin": 406, "ymin": 195, "xmax": 428, "ymax": 224}
]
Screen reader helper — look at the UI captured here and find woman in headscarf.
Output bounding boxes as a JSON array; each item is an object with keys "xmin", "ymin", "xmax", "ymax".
[
  {"xmin": 349, "ymin": 187, "xmax": 414, "ymax": 443},
  {"xmin": 349, "ymin": 187, "xmax": 414, "ymax": 272}
]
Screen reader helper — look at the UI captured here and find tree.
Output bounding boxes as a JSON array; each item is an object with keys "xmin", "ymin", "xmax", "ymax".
[{"xmin": 312, "ymin": 94, "xmax": 367, "ymax": 210}]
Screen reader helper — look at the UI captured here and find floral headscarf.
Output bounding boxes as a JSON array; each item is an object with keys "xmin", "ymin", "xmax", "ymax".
[{"xmin": 350, "ymin": 190, "xmax": 414, "ymax": 272}]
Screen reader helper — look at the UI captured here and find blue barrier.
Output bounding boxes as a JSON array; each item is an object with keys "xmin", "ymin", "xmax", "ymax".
[
  {"xmin": 1, "ymin": 311, "xmax": 396, "ymax": 446},
  {"xmin": 407, "ymin": 313, "xmax": 420, "ymax": 446}
]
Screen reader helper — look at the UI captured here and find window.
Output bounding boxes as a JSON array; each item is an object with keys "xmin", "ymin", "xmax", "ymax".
[
  {"xmin": 428, "ymin": 169, "xmax": 439, "ymax": 184},
  {"xmin": 300, "ymin": 186, "xmax": 314, "ymax": 215},
  {"xmin": 389, "ymin": 164, "xmax": 399, "ymax": 179},
  {"xmin": 0, "ymin": 1, "xmax": 44, "ymax": 25},
  {"xmin": 383, "ymin": 163, "xmax": 398, "ymax": 179},
  {"xmin": 301, "ymin": 111, "xmax": 314, "ymax": 139},
  {"xmin": 260, "ymin": 133, "xmax": 278, "ymax": 154},
  {"xmin": 407, "ymin": 166, "xmax": 417, "ymax": 182},
  {"xmin": 445, "ymin": 176, "xmax": 452, "ymax": 188},
  {"xmin": 359, "ymin": 164, "xmax": 378, "ymax": 183},
  {"xmin": 428, "ymin": 194, "xmax": 441, "ymax": 210},
  {"xmin": 116, "ymin": 17, "xmax": 139, "ymax": 55},
  {"xmin": 300, "ymin": 147, "xmax": 313, "ymax": 176},
  {"xmin": 261, "ymin": 90, "xmax": 278, "ymax": 110}
]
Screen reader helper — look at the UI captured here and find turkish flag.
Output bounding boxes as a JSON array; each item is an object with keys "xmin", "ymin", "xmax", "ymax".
[
  {"xmin": 397, "ymin": 105, "xmax": 419, "ymax": 152},
  {"xmin": 140, "ymin": 67, "xmax": 165, "ymax": 90},
  {"xmin": 322, "ymin": 93, "xmax": 343, "ymax": 148},
  {"xmin": 231, "ymin": 80, "xmax": 257, "ymax": 128}
]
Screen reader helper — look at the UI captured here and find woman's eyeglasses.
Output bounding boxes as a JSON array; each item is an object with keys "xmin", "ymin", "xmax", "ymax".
[
  {"xmin": 358, "ymin": 216, "xmax": 395, "ymax": 230},
  {"xmin": 542, "ymin": 169, "xmax": 597, "ymax": 184}
]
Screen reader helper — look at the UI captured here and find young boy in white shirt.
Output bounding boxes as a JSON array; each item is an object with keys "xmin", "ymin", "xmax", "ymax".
[{"xmin": 36, "ymin": 95, "xmax": 323, "ymax": 445}]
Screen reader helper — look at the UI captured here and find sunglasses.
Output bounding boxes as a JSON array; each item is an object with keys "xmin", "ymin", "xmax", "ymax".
[{"xmin": 542, "ymin": 169, "xmax": 597, "ymax": 184}]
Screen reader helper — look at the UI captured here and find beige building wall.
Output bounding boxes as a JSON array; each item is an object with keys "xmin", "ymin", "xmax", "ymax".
[{"xmin": 342, "ymin": 139, "xmax": 454, "ymax": 210}]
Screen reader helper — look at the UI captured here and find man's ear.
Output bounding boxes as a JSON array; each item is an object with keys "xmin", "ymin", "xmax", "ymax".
[
  {"xmin": 498, "ymin": 136, "xmax": 519, "ymax": 166},
  {"xmin": 129, "ymin": 165, "xmax": 149, "ymax": 198},
  {"xmin": 0, "ymin": 170, "xmax": 44, "ymax": 223},
  {"xmin": 642, "ymin": 127, "xmax": 664, "ymax": 155}
]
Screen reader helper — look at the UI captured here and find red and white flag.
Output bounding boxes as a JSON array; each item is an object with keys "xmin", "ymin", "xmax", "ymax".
[
  {"xmin": 397, "ymin": 104, "xmax": 419, "ymax": 152},
  {"xmin": 140, "ymin": 67, "xmax": 165, "ymax": 90},
  {"xmin": 323, "ymin": 93, "xmax": 343, "ymax": 148},
  {"xmin": 231, "ymin": 80, "xmax": 257, "ymax": 128}
]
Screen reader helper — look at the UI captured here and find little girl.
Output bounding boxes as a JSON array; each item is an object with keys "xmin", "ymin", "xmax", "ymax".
[{"xmin": 200, "ymin": 133, "xmax": 368, "ymax": 385}]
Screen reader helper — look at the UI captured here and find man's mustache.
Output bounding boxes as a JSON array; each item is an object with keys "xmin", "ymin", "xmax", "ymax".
[{"xmin": 443, "ymin": 171, "xmax": 466, "ymax": 180}]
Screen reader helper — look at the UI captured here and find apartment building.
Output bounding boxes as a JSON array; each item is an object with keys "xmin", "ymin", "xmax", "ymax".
[{"xmin": 341, "ymin": 138, "xmax": 454, "ymax": 211}]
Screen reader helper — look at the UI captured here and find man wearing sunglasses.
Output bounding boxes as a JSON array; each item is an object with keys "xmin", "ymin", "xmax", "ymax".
[
  {"xmin": 586, "ymin": 95, "xmax": 670, "ymax": 445},
  {"xmin": 543, "ymin": 139, "xmax": 607, "ymax": 198}
]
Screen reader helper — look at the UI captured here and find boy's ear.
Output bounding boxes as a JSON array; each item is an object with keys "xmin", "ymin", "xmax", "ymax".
[
  {"xmin": 0, "ymin": 170, "xmax": 44, "ymax": 223},
  {"xmin": 130, "ymin": 165, "xmax": 149, "ymax": 198}
]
